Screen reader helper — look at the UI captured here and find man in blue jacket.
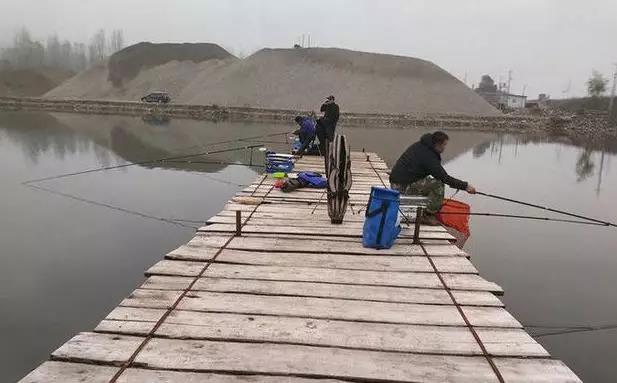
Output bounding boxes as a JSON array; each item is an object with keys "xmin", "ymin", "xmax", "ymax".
[
  {"xmin": 390, "ymin": 131, "xmax": 476, "ymax": 225},
  {"xmin": 293, "ymin": 115, "xmax": 317, "ymax": 156}
]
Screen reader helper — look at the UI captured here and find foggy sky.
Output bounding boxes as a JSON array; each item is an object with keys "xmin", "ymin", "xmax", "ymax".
[{"xmin": 1, "ymin": 0, "xmax": 615, "ymax": 98}]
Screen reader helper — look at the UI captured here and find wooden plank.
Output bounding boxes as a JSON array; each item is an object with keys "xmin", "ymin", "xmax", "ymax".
[
  {"xmin": 145, "ymin": 259, "xmax": 205, "ymax": 277},
  {"xmin": 116, "ymin": 369, "xmax": 345, "ymax": 383},
  {"xmin": 156, "ymin": 311, "xmax": 482, "ymax": 355},
  {"xmin": 198, "ymin": 221, "xmax": 454, "ymax": 240},
  {"xmin": 51, "ymin": 332, "xmax": 143, "ymax": 365},
  {"xmin": 192, "ymin": 277, "xmax": 453, "ymax": 304},
  {"xmin": 177, "ymin": 291, "xmax": 467, "ymax": 326},
  {"xmin": 493, "ymin": 358, "xmax": 582, "ymax": 382},
  {"xmin": 476, "ymin": 328, "xmax": 549, "ymax": 357},
  {"xmin": 209, "ymin": 214, "xmax": 444, "ymax": 230},
  {"xmin": 18, "ymin": 361, "xmax": 118, "ymax": 383},
  {"xmin": 214, "ymin": 249, "xmax": 436, "ymax": 272},
  {"xmin": 121, "ymin": 289, "xmax": 183, "ymax": 308},
  {"xmin": 461, "ymin": 306, "xmax": 522, "ymax": 328},
  {"xmin": 95, "ymin": 319, "xmax": 154, "ymax": 335},
  {"xmin": 105, "ymin": 306, "xmax": 167, "ymax": 322},
  {"xmin": 224, "ymin": 235, "xmax": 426, "ymax": 256},
  {"xmin": 451, "ymin": 290, "xmax": 504, "ymax": 307},
  {"xmin": 441, "ymin": 273, "xmax": 503, "ymax": 294},
  {"xmin": 140, "ymin": 275, "xmax": 193, "ymax": 290},
  {"xmin": 192, "ymin": 277, "xmax": 503, "ymax": 306},
  {"xmin": 135, "ymin": 339, "xmax": 499, "ymax": 383},
  {"xmin": 204, "ymin": 263, "xmax": 444, "ymax": 289}
]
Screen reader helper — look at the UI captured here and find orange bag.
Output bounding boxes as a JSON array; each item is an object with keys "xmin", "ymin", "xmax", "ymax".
[{"xmin": 436, "ymin": 199, "xmax": 471, "ymax": 237}]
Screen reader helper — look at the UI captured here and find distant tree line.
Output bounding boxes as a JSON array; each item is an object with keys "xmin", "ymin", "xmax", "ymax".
[{"xmin": 0, "ymin": 27, "xmax": 125, "ymax": 72}]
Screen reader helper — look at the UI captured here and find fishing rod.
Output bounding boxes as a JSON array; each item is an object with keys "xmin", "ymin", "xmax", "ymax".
[
  {"xmin": 477, "ymin": 191, "xmax": 617, "ymax": 228},
  {"xmin": 22, "ymin": 143, "xmax": 265, "ymax": 185},
  {"xmin": 435, "ymin": 211, "xmax": 607, "ymax": 226}
]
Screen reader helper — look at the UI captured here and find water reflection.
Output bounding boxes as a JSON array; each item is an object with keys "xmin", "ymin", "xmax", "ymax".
[{"xmin": 469, "ymin": 134, "xmax": 616, "ymax": 197}]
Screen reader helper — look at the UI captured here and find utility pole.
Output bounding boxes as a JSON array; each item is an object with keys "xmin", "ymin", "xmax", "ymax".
[
  {"xmin": 608, "ymin": 63, "xmax": 617, "ymax": 124},
  {"xmin": 507, "ymin": 70, "xmax": 513, "ymax": 94}
]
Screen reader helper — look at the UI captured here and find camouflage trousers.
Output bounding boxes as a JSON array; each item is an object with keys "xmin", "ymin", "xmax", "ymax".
[{"xmin": 391, "ymin": 176, "xmax": 445, "ymax": 214}]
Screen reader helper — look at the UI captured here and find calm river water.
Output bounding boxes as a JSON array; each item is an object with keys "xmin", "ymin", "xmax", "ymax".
[{"xmin": 1, "ymin": 112, "xmax": 616, "ymax": 382}]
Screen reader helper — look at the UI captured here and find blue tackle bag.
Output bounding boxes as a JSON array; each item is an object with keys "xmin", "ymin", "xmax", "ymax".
[{"xmin": 362, "ymin": 187, "xmax": 401, "ymax": 249}]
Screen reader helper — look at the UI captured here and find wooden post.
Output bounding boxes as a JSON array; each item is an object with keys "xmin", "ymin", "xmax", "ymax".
[
  {"xmin": 235, "ymin": 210, "xmax": 242, "ymax": 236},
  {"xmin": 413, "ymin": 207, "xmax": 424, "ymax": 244}
]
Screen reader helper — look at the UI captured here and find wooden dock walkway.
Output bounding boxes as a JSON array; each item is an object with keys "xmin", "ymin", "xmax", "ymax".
[{"xmin": 20, "ymin": 152, "xmax": 581, "ymax": 383}]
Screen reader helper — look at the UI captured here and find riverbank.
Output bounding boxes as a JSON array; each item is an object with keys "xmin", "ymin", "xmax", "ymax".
[
  {"xmin": 2, "ymin": 96, "xmax": 615, "ymax": 144},
  {"xmin": 0, "ymin": 96, "xmax": 540, "ymax": 130}
]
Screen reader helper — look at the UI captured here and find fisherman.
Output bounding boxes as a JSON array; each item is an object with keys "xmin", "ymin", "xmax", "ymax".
[
  {"xmin": 316, "ymin": 95, "xmax": 340, "ymax": 155},
  {"xmin": 293, "ymin": 115, "xmax": 317, "ymax": 156},
  {"xmin": 390, "ymin": 131, "xmax": 477, "ymax": 225}
]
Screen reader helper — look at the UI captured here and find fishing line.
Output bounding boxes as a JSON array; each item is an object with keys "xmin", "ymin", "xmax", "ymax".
[
  {"xmin": 527, "ymin": 323, "xmax": 617, "ymax": 338},
  {"xmin": 436, "ymin": 211, "xmax": 607, "ymax": 226},
  {"xmin": 26, "ymin": 184, "xmax": 200, "ymax": 229},
  {"xmin": 21, "ymin": 130, "xmax": 289, "ymax": 185},
  {"xmin": 21, "ymin": 144, "xmax": 263, "ymax": 185},
  {"xmin": 477, "ymin": 191, "xmax": 617, "ymax": 227}
]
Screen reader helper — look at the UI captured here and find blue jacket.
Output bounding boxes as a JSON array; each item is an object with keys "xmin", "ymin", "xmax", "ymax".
[{"xmin": 297, "ymin": 117, "xmax": 316, "ymax": 136}]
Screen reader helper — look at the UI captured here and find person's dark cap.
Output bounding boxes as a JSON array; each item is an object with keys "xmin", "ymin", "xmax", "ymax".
[
  {"xmin": 294, "ymin": 116, "xmax": 302, "ymax": 123},
  {"xmin": 326, "ymin": 95, "xmax": 335, "ymax": 101}
]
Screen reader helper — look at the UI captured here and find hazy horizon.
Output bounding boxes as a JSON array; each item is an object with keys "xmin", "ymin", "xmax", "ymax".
[{"xmin": 1, "ymin": 0, "xmax": 616, "ymax": 99}]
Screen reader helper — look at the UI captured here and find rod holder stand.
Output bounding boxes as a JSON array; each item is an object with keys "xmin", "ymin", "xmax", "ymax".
[
  {"xmin": 413, "ymin": 207, "xmax": 424, "ymax": 244},
  {"xmin": 235, "ymin": 210, "xmax": 242, "ymax": 236}
]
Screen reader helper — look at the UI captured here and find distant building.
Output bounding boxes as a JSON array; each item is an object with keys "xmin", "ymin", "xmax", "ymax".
[{"xmin": 475, "ymin": 75, "xmax": 527, "ymax": 110}]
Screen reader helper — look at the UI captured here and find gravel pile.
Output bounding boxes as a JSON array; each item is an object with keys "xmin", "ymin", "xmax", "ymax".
[{"xmin": 46, "ymin": 44, "xmax": 500, "ymax": 116}]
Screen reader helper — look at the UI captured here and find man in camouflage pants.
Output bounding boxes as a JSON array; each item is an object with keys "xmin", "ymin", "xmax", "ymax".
[
  {"xmin": 389, "ymin": 131, "xmax": 476, "ymax": 225},
  {"xmin": 391, "ymin": 176, "xmax": 445, "ymax": 216}
]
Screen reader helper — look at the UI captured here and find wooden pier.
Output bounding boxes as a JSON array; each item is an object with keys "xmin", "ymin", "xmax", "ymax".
[{"xmin": 20, "ymin": 152, "xmax": 581, "ymax": 383}]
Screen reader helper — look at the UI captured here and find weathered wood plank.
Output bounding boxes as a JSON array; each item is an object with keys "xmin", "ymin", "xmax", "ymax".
[
  {"xmin": 95, "ymin": 319, "xmax": 154, "ymax": 335},
  {"xmin": 210, "ymin": 220, "xmax": 450, "ymax": 237},
  {"xmin": 51, "ymin": 332, "xmax": 143, "ymax": 365},
  {"xmin": 205, "ymin": 263, "xmax": 443, "ymax": 288},
  {"xmin": 214, "ymin": 249, "xmax": 436, "ymax": 272},
  {"xmin": 461, "ymin": 306, "xmax": 522, "ymax": 328},
  {"xmin": 494, "ymin": 358, "xmax": 582, "ymax": 382},
  {"xmin": 121, "ymin": 289, "xmax": 183, "ymax": 308},
  {"xmin": 18, "ymin": 361, "xmax": 118, "ymax": 383},
  {"xmin": 476, "ymin": 328, "xmax": 549, "ymax": 357},
  {"xmin": 208, "ymin": 214, "xmax": 448, "ymax": 232},
  {"xmin": 192, "ymin": 277, "xmax": 503, "ymax": 306},
  {"xmin": 145, "ymin": 259, "xmax": 205, "ymax": 277},
  {"xmin": 176, "ymin": 291, "xmax": 467, "ymax": 326},
  {"xmin": 156, "ymin": 311, "xmax": 482, "ymax": 355},
  {"xmin": 224, "ymin": 235, "xmax": 426, "ymax": 256},
  {"xmin": 140, "ymin": 275, "xmax": 193, "ymax": 290},
  {"xmin": 105, "ymin": 306, "xmax": 167, "ymax": 322},
  {"xmin": 116, "ymin": 369, "xmax": 345, "ymax": 383},
  {"xmin": 135, "ymin": 339, "xmax": 499, "ymax": 383},
  {"xmin": 441, "ymin": 273, "xmax": 503, "ymax": 294}
]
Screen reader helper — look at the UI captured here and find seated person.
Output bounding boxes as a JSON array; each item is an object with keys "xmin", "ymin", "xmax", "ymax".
[
  {"xmin": 293, "ymin": 115, "xmax": 317, "ymax": 156},
  {"xmin": 389, "ymin": 131, "xmax": 476, "ymax": 225}
]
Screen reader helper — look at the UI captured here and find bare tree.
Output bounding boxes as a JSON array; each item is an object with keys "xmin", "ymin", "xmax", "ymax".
[
  {"xmin": 3, "ymin": 27, "xmax": 45, "ymax": 68},
  {"xmin": 586, "ymin": 70, "xmax": 608, "ymax": 97},
  {"xmin": 110, "ymin": 29, "xmax": 125, "ymax": 54},
  {"xmin": 88, "ymin": 29, "xmax": 107, "ymax": 63},
  {"xmin": 46, "ymin": 34, "xmax": 62, "ymax": 67}
]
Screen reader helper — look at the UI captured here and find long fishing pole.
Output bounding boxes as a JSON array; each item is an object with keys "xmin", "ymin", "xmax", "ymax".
[
  {"xmin": 436, "ymin": 211, "xmax": 607, "ymax": 226},
  {"xmin": 22, "ymin": 143, "xmax": 265, "ymax": 185},
  {"xmin": 477, "ymin": 191, "xmax": 617, "ymax": 227}
]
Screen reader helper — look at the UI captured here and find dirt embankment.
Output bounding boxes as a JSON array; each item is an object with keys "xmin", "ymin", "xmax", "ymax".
[
  {"xmin": 0, "ymin": 67, "xmax": 74, "ymax": 97},
  {"xmin": 45, "ymin": 43, "xmax": 499, "ymax": 117}
]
